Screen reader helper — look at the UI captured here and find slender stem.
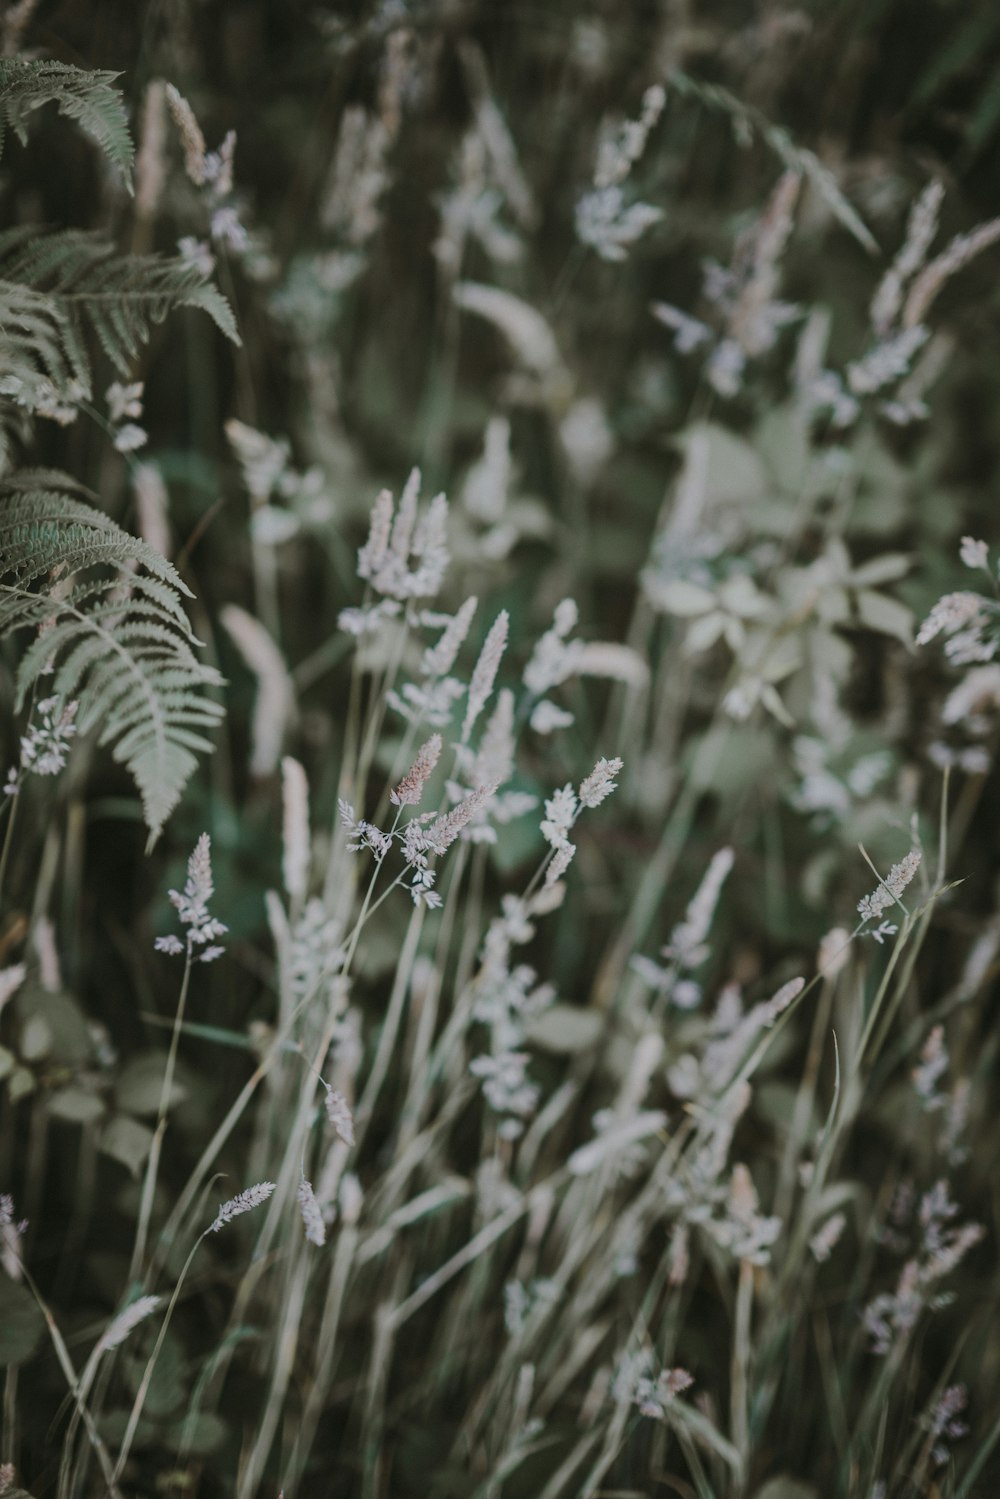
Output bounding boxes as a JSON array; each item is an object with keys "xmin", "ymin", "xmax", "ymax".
[{"xmin": 129, "ymin": 946, "xmax": 194, "ymax": 1283}]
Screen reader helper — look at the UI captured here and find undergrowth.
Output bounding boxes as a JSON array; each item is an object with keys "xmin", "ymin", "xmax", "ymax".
[{"xmin": 3, "ymin": 4, "xmax": 1000, "ymax": 1497}]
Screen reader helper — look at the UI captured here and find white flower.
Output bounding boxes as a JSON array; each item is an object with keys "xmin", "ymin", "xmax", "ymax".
[{"xmin": 959, "ymin": 536, "xmax": 989, "ymax": 571}]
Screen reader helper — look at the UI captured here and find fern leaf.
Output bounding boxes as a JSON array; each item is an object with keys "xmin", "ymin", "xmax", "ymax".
[
  {"xmin": 0, "ymin": 479, "xmax": 224, "ymax": 844},
  {"xmin": 0, "ymin": 229, "xmax": 240, "ymax": 415},
  {"xmin": 0, "ymin": 59, "xmax": 133, "ymax": 185}
]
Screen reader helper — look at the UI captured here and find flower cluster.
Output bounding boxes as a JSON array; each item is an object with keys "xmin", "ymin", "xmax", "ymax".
[
  {"xmin": 155, "ymin": 833, "xmax": 228, "ymax": 961},
  {"xmin": 4, "ymin": 697, "xmax": 78, "ymax": 797}
]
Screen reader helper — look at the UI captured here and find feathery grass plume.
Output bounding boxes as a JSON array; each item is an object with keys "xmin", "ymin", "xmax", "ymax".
[
  {"xmin": 421, "ymin": 597, "xmax": 477, "ymax": 677},
  {"xmin": 544, "ymin": 840, "xmax": 575, "ymax": 887},
  {"xmin": 729, "ymin": 169, "xmax": 801, "ymax": 359},
  {"xmin": 355, "ymin": 470, "xmax": 450, "ymax": 600},
  {"xmin": 903, "ymin": 216, "xmax": 1000, "ymax": 329},
  {"xmin": 209, "ymin": 1181, "xmax": 276, "ymax": 1233},
  {"xmin": 220, "ymin": 603, "xmax": 296, "ymax": 777},
  {"xmin": 155, "ymin": 832, "xmax": 227, "ymax": 960},
  {"xmin": 357, "ymin": 486, "xmax": 394, "ymax": 582},
  {"xmin": 871, "ymin": 179, "xmax": 944, "ymax": 335},
  {"xmin": 857, "ymin": 849, "xmax": 922, "ymax": 923},
  {"xmin": 578, "ymin": 755, "xmax": 623, "ymax": 808},
  {"xmin": 297, "ymin": 1178, "xmax": 326, "ymax": 1246},
  {"xmin": 281, "ymin": 757, "xmax": 310, "ymax": 903},
  {"xmin": 95, "ymin": 1294, "xmax": 161, "ymax": 1354},
  {"xmin": 462, "ymin": 609, "xmax": 508, "ymax": 743},
  {"xmin": 165, "ymin": 83, "xmax": 207, "ymax": 185},
  {"xmin": 576, "ymin": 84, "xmax": 665, "ymax": 262},
  {"xmin": 473, "ymin": 687, "xmax": 515, "ymax": 785},
  {"xmin": 324, "ymin": 1088, "xmax": 355, "ymax": 1146},
  {"xmin": 667, "ymin": 847, "xmax": 735, "ymax": 966},
  {"xmin": 426, "ymin": 779, "xmax": 500, "ymax": 854},
  {"xmin": 390, "ymin": 733, "xmax": 442, "ymax": 806}
]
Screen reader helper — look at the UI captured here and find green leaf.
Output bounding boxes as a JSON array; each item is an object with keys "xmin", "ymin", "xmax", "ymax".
[
  {"xmin": 47, "ymin": 1085, "xmax": 106, "ymax": 1125},
  {"xmin": 0, "ymin": 479, "xmax": 225, "ymax": 842},
  {"xmin": 99, "ymin": 1116, "xmax": 155, "ymax": 1178},
  {"xmin": 116, "ymin": 1052, "xmax": 187, "ymax": 1117},
  {"xmin": 0, "ymin": 1276, "xmax": 45, "ymax": 1366},
  {"xmin": 855, "ymin": 588, "xmax": 914, "ymax": 647},
  {"xmin": 525, "ymin": 1004, "xmax": 604, "ymax": 1055},
  {"xmin": 0, "ymin": 60, "xmax": 133, "ymax": 185}
]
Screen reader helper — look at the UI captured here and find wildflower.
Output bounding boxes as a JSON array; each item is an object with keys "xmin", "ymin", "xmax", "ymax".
[
  {"xmin": 870, "ymin": 180, "xmax": 944, "ymax": 336},
  {"xmin": 634, "ymin": 1366, "xmax": 695, "ymax": 1419},
  {"xmin": 544, "ymin": 841, "xmax": 576, "ymax": 887},
  {"xmin": 959, "ymin": 536, "xmax": 989, "ymax": 571},
  {"xmin": 338, "ymin": 801, "xmax": 392, "ymax": 860},
  {"xmin": 524, "ymin": 599, "xmax": 582, "ymax": 696},
  {"xmin": 209, "ymin": 1181, "xmax": 276, "ymax": 1233},
  {"xmin": 540, "ymin": 785, "xmax": 577, "ymax": 850},
  {"xmin": 652, "ymin": 302, "xmax": 713, "ymax": 354},
  {"xmin": 916, "ymin": 591, "xmax": 986, "ymax": 648},
  {"xmin": 157, "ymin": 833, "xmax": 228, "ymax": 960},
  {"xmin": 297, "ymin": 1178, "xmax": 326, "ymax": 1246},
  {"xmin": 578, "ymin": 755, "xmax": 623, "ymax": 808},
  {"xmin": 6, "ymin": 697, "xmax": 79, "ymax": 793},
  {"xmin": 927, "ymin": 1385, "xmax": 969, "ymax": 1468},
  {"xmin": 868, "ymin": 920, "xmax": 898, "ymax": 945},
  {"xmin": 106, "ymin": 381, "xmax": 144, "ymax": 422},
  {"xmin": 857, "ymin": 849, "xmax": 921, "ymax": 923},
  {"xmin": 810, "ymin": 1213, "xmax": 846, "ymax": 1263},
  {"xmin": 913, "ymin": 1025, "xmax": 948, "ymax": 1110}
]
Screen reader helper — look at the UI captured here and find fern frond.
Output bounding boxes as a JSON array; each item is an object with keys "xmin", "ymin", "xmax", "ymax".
[
  {"xmin": 0, "ymin": 59, "xmax": 133, "ymax": 185},
  {"xmin": 0, "ymin": 479, "xmax": 224, "ymax": 844},
  {"xmin": 0, "ymin": 229, "xmax": 240, "ymax": 419}
]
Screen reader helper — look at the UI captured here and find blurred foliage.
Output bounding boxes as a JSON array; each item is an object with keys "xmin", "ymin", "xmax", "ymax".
[{"xmin": 4, "ymin": 1, "xmax": 1000, "ymax": 1497}]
